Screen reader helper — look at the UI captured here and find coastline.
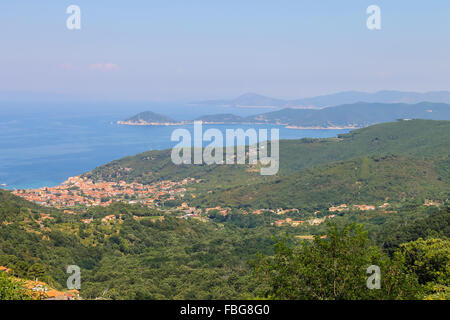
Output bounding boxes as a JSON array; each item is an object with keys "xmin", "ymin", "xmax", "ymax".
[
  {"xmin": 4, "ymin": 117, "xmax": 352, "ymax": 191},
  {"xmin": 117, "ymin": 120, "xmax": 185, "ymax": 126},
  {"xmin": 285, "ymin": 125, "xmax": 360, "ymax": 130},
  {"xmin": 118, "ymin": 120, "xmax": 360, "ymax": 130}
]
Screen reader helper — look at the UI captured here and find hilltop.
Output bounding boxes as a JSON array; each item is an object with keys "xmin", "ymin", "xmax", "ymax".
[
  {"xmin": 83, "ymin": 120, "xmax": 450, "ymax": 212},
  {"xmin": 193, "ymin": 155, "xmax": 449, "ymax": 209},
  {"xmin": 194, "ymin": 113, "xmax": 246, "ymax": 123},
  {"xmin": 192, "ymin": 90, "xmax": 450, "ymax": 108},
  {"xmin": 246, "ymin": 102, "xmax": 450, "ymax": 128},
  {"xmin": 86, "ymin": 120, "xmax": 450, "ymax": 179},
  {"xmin": 117, "ymin": 110, "xmax": 180, "ymax": 125}
]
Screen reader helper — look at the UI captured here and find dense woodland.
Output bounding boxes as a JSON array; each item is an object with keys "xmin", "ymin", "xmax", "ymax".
[{"xmin": 0, "ymin": 120, "xmax": 449, "ymax": 300}]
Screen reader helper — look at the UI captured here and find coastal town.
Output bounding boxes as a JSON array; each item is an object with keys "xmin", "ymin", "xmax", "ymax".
[
  {"xmin": 12, "ymin": 176, "xmax": 199, "ymax": 209},
  {"xmin": 12, "ymin": 177, "xmax": 399, "ymax": 229}
]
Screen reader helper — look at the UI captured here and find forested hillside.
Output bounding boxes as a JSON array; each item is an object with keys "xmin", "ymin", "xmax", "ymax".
[
  {"xmin": 0, "ymin": 189, "xmax": 448, "ymax": 299},
  {"xmin": 121, "ymin": 111, "xmax": 177, "ymax": 124},
  {"xmin": 0, "ymin": 193, "xmax": 276, "ymax": 299},
  {"xmin": 192, "ymin": 155, "xmax": 449, "ymax": 209},
  {"xmin": 84, "ymin": 120, "xmax": 450, "ymax": 205},
  {"xmin": 1, "ymin": 120, "xmax": 449, "ymax": 300}
]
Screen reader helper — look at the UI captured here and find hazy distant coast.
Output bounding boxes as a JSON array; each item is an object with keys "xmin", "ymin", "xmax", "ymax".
[
  {"xmin": 117, "ymin": 119, "xmax": 358, "ymax": 130},
  {"xmin": 117, "ymin": 120, "xmax": 184, "ymax": 126},
  {"xmin": 285, "ymin": 125, "xmax": 360, "ymax": 130},
  {"xmin": 119, "ymin": 100, "xmax": 450, "ymax": 129}
]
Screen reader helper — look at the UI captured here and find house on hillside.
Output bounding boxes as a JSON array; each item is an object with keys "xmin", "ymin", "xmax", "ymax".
[
  {"xmin": 101, "ymin": 214, "xmax": 116, "ymax": 223},
  {"xmin": 0, "ymin": 266, "xmax": 11, "ymax": 273}
]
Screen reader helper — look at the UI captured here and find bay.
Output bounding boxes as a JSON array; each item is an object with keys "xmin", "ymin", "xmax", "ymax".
[{"xmin": 0, "ymin": 102, "xmax": 350, "ymax": 189}]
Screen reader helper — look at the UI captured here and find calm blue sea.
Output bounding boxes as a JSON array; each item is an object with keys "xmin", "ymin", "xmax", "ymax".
[{"xmin": 0, "ymin": 102, "xmax": 351, "ymax": 189}]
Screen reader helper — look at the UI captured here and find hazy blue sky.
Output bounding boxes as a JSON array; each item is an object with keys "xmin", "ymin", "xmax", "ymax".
[{"xmin": 1, "ymin": 1, "xmax": 449, "ymax": 101}]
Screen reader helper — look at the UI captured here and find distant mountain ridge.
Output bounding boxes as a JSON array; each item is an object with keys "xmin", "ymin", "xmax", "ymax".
[
  {"xmin": 194, "ymin": 93, "xmax": 286, "ymax": 108},
  {"xmin": 193, "ymin": 90, "xmax": 450, "ymax": 108},
  {"xmin": 120, "ymin": 102, "xmax": 450, "ymax": 129},
  {"xmin": 194, "ymin": 113, "xmax": 246, "ymax": 123},
  {"xmin": 245, "ymin": 102, "xmax": 450, "ymax": 128}
]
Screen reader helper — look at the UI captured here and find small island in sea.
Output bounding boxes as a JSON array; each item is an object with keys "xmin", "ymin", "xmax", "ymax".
[{"xmin": 117, "ymin": 111, "xmax": 184, "ymax": 126}]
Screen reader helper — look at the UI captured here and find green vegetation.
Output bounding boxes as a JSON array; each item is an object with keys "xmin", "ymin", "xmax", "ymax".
[
  {"xmin": 253, "ymin": 224, "xmax": 420, "ymax": 299},
  {"xmin": 193, "ymin": 155, "xmax": 449, "ymax": 209},
  {"xmin": 1, "ymin": 120, "xmax": 449, "ymax": 299},
  {"xmin": 396, "ymin": 238, "xmax": 449, "ymax": 299},
  {"xmin": 379, "ymin": 207, "xmax": 450, "ymax": 254},
  {"xmin": 0, "ymin": 272, "xmax": 32, "ymax": 300},
  {"xmin": 0, "ymin": 190, "xmax": 102, "ymax": 288},
  {"xmin": 0, "ymin": 188, "xmax": 448, "ymax": 299},
  {"xmin": 85, "ymin": 120, "xmax": 450, "ymax": 195},
  {"xmin": 195, "ymin": 113, "xmax": 246, "ymax": 122},
  {"xmin": 122, "ymin": 111, "xmax": 177, "ymax": 124},
  {"xmin": 0, "ymin": 194, "xmax": 276, "ymax": 299}
]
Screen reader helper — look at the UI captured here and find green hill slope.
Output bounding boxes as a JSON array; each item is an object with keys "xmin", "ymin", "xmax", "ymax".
[
  {"xmin": 192, "ymin": 155, "xmax": 449, "ymax": 209},
  {"xmin": 246, "ymin": 102, "xmax": 450, "ymax": 127},
  {"xmin": 84, "ymin": 120, "xmax": 450, "ymax": 192},
  {"xmin": 0, "ymin": 191, "xmax": 275, "ymax": 299},
  {"xmin": 120, "ymin": 111, "xmax": 177, "ymax": 124},
  {"xmin": 1, "ymin": 120, "xmax": 449, "ymax": 300}
]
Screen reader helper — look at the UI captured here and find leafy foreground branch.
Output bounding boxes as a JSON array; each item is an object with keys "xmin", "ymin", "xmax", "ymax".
[
  {"xmin": 0, "ymin": 272, "xmax": 33, "ymax": 300},
  {"xmin": 252, "ymin": 223, "xmax": 449, "ymax": 300}
]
